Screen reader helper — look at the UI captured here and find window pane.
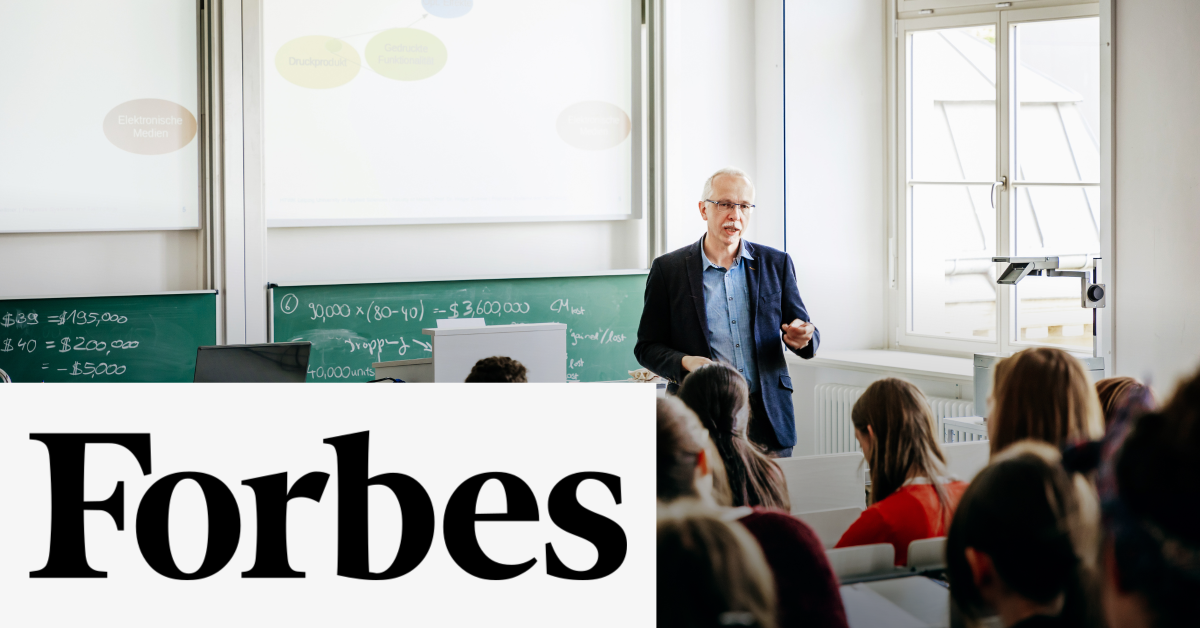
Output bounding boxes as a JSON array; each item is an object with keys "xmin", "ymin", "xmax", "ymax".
[
  {"xmin": 1011, "ymin": 17, "xmax": 1100, "ymax": 350},
  {"xmin": 910, "ymin": 26, "xmax": 996, "ymax": 182},
  {"xmin": 1014, "ymin": 184, "xmax": 1099, "ymax": 349},
  {"xmin": 910, "ymin": 184, "xmax": 996, "ymax": 340},
  {"xmin": 1014, "ymin": 18, "xmax": 1100, "ymax": 182}
]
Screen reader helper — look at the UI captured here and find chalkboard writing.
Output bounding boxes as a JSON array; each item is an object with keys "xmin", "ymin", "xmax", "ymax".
[
  {"xmin": 0, "ymin": 292, "xmax": 217, "ymax": 382},
  {"xmin": 271, "ymin": 273, "xmax": 647, "ymax": 382}
]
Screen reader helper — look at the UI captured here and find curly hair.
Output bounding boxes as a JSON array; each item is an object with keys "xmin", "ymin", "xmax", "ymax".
[{"xmin": 464, "ymin": 356, "xmax": 527, "ymax": 383}]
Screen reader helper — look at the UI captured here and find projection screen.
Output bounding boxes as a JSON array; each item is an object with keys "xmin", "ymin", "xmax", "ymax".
[
  {"xmin": 0, "ymin": 0, "xmax": 201, "ymax": 233},
  {"xmin": 262, "ymin": 0, "xmax": 640, "ymax": 227}
]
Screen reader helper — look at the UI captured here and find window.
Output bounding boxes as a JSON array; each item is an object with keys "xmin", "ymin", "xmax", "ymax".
[{"xmin": 894, "ymin": 4, "xmax": 1100, "ymax": 355}]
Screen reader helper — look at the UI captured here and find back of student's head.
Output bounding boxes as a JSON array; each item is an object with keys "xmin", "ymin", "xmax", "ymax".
[
  {"xmin": 464, "ymin": 356, "xmax": 527, "ymax": 383},
  {"xmin": 1095, "ymin": 376, "xmax": 1156, "ymax": 430},
  {"xmin": 947, "ymin": 441, "xmax": 1100, "ymax": 627},
  {"xmin": 657, "ymin": 502, "xmax": 777, "ymax": 628},
  {"xmin": 677, "ymin": 364, "xmax": 789, "ymax": 511},
  {"xmin": 657, "ymin": 396, "xmax": 731, "ymax": 506},
  {"xmin": 851, "ymin": 378, "xmax": 948, "ymax": 507},
  {"xmin": 990, "ymin": 347, "xmax": 1104, "ymax": 455},
  {"xmin": 1106, "ymin": 368, "xmax": 1200, "ymax": 628}
]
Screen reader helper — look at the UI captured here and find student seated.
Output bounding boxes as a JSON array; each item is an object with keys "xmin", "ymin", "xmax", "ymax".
[
  {"xmin": 1094, "ymin": 376, "xmax": 1156, "ymax": 430},
  {"xmin": 947, "ymin": 441, "xmax": 1101, "ymax": 628},
  {"xmin": 464, "ymin": 356, "xmax": 526, "ymax": 382},
  {"xmin": 1102, "ymin": 367, "xmax": 1200, "ymax": 628},
  {"xmin": 658, "ymin": 501, "xmax": 777, "ymax": 628},
  {"xmin": 834, "ymin": 378, "xmax": 967, "ymax": 566},
  {"xmin": 989, "ymin": 347, "xmax": 1104, "ymax": 455},
  {"xmin": 677, "ymin": 364, "xmax": 789, "ymax": 510},
  {"xmin": 658, "ymin": 397, "xmax": 848, "ymax": 628}
]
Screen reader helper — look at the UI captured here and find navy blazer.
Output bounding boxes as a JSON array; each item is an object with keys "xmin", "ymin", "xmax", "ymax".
[{"xmin": 634, "ymin": 237, "xmax": 819, "ymax": 448}]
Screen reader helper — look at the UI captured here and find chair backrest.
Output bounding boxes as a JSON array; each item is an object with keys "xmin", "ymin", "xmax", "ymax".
[
  {"xmin": 794, "ymin": 507, "xmax": 864, "ymax": 549},
  {"xmin": 777, "ymin": 452, "xmax": 866, "ymax": 515},
  {"xmin": 906, "ymin": 537, "xmax": 947, "ymax": 571},
  {"xmin": 825, "ymin": 543, "xmax": 896, "ymax": 580},
  {"xmin": 942, "ymin": 441, "xmax": 990, "ymax": 482}
]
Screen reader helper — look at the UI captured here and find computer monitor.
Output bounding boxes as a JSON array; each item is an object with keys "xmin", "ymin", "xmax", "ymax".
[{"xmin": 193, "ymin": 342, "xmax": 311, "ymax": 383}]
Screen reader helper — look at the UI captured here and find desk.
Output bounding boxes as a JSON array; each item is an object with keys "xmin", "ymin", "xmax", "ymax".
[{"xmin": 840, "ymin": 576, "xmax": 949, "ymax": 628}]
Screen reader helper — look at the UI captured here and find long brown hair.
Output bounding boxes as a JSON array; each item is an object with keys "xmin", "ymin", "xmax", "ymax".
[
  {"xmin": 677, "ymin": 364, "xmax": 790, "ymax": 511},
  {"xmin": 947, "ymin": 442, "xmax": 1101, "ymax": 627},
  {"xmin": 1094, "ymin": 376, "xmax": 1155, "ymax": 429},
  {"xmin": 851, "ymin": 378, "xmax": 950, "ymax": 513},
  {"xmin": 657, "ymin": 501, "xmax": 777, "ymax": 628},
  {"xmin": 656, "ymin": 397, "xmax": 731, "ymax": 506},
  {"xmin": 990, "ymin": 348, "xmax": 1104, "ymax": 455},
  {"xmin": 1108, "ymin": 367, "xmax": 1200, "ymax": 627}
]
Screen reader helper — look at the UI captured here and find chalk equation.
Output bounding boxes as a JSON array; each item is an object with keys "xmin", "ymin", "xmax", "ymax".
[
  {"xmin": 281, "ymin": 294, "xmax": 584, "ymax": 323},
  {"xmin": 1, "ymin": 308, "xmax": 142, "ymax": 379},
  {"xmin": 274, "ymin": 282, "xmax": 642, "ymax": 383}
]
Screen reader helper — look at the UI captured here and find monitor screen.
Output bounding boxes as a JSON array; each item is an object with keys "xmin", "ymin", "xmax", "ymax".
[{"xmin": 193, "ymin": 343, "xmax": 311, "ymax": 383}]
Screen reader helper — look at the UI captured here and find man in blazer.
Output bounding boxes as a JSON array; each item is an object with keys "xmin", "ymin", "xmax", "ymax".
[{"xmin": 635, "ymin": 167, "xmax": 819, "ymax": 457}]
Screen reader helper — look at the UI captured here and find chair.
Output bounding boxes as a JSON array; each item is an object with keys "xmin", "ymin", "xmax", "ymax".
[
  {"xmin": 906, "ymin": 537, "xmax": 947, "ymax": 572},
  {"xmin": 825, "ymin": 543, "xmax": 898, "ymax": 581},
  {"xmin": 777, "ymin": 452, "xmax": 867, "ymax": 515},
  {"xmin": 942, "ymin": 441, "xmax": 990, "ymax": 482},
  {"xmin": 795, "ymin": 507, "xmax": 864, "ymax": 548}
]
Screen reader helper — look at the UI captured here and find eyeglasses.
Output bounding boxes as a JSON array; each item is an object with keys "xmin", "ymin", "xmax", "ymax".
[{"xmin": 704, "ymin": 199, "xmax": 755, "ymax": 214}]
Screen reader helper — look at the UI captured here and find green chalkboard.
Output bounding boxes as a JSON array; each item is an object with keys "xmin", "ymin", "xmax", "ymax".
[
  {"xmin": 0, "ymin": 292, "xmax": 217, "ymax": 383},
  {"xmin": 271, "ymin": 272, "xmax": 648, "ymax": 383}
]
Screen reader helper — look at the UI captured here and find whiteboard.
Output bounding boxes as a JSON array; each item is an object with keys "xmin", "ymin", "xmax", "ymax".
[
  {"xmin": 0, "ymin": 1, "xmax": 201, "ymax": 233},
  {"xmin": 262, "ymin": 0, "xmax": 640, "ymax": 227}
]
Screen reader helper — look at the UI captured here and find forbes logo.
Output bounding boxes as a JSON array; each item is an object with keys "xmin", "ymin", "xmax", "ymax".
[{"xmin": 30, "ymin": 431, "xmax": 626, "ymax": 581}]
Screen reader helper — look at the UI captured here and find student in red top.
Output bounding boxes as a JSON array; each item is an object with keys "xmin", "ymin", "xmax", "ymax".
[{"xmin": 835, "ymin": 378, "xmax": 967, "ymax": 565}]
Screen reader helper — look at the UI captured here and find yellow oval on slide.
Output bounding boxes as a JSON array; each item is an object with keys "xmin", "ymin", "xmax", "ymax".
[
  {"xmin": 366, "ymin": 29, "xmax": 447, "ymax": 81},
  {"xmin": 103, "ymin": 99, "xmax": 197, "ymax": 155},
  {"xmin": 275, "ymin": 36, "xmax": 360, "ymax": 89},
  {"xmin": 557, "ymin": 101, "xmax": 632, "ymax": 150}
]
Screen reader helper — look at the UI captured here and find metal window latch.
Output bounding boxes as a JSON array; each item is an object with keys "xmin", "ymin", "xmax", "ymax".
[{"xmin": 990, "ymin": 176, "xmax": 1008, "ymax": 209}]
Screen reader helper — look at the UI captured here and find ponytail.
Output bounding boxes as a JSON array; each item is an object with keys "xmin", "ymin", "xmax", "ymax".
[{"xmin": 678, "ymin": 364, "xmax": 790, "ymax": 511}]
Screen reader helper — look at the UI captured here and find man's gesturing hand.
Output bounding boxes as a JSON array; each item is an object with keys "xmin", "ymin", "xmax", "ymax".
[
  {"xmin": 781, "ymin": 319, "xmax": 815, "ymax": 351},
  {"xmin": 681, "ymin": 355, "xmax": 714, "ymax": 373}
]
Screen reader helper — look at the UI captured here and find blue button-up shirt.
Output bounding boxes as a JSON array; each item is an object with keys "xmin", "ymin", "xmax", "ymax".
[{"xmin": 700, "ymin": 237, "xmax": 759, "ymax": 392}]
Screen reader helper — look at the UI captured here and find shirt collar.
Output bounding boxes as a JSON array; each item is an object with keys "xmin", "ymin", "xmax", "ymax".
[{"xmin": 699, "ymin": 235, "xmax": 754, "ymax": 270}]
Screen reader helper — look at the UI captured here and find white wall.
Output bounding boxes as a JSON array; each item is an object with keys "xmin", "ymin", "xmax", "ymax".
[
  {"xmin": 0, "ymin": 231, "xmax": 200, "ymax": 298},
  {"xmin": 663, "ymin": 0, "xmax": 762, "ymax": 254},
  {"xmin": 1113, "ymin": 0, "xmax": 1200, "ymax": 390},
  {"xmin": 267, "ymin": 220, "xmax": 646, "ymax": 286},
  {"xmin": 783, "ymin": 0, "xmax": 886, "ymax": 350}
]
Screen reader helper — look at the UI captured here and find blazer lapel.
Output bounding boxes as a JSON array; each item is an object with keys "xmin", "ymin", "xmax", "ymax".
[
  {"xmin": 744, "ymin": 240, "xmax": 761, "ymax": 331},
  {"xmin": 685, "ymin": 238, "xmax": 713, "ymax": 357}
]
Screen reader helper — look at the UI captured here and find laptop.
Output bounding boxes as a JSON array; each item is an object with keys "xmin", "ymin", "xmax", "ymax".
[{"xmin": 193, "ymin": 342, "xmax": 312, "ymax": 383}]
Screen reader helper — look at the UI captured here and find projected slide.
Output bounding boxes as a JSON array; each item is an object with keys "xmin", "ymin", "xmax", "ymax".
[
  {"xmin": 263, "ymin": 0, "xmax": 636, "ymax": 225},
  {"xmin": 0, "ymin": 1, "xmax": 199, "ymax": 233}
]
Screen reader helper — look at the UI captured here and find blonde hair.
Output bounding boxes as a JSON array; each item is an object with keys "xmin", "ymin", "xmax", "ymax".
[
  {"xmin": 657, "ymin": 501, "xmax": 777, "ymax": 628},
  {"xmin": 656, "ymin": 396, "xmax": 732, "ymax": 507},
  {"xmin": 851, "ymin": 378, "xmax": 951, "ymax": 514},
  {"xmin": 989, "ymin": 348, "xmax": 1104, "ymax": 455}
]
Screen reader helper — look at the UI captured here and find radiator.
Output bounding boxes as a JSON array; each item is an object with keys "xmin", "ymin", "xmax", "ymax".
[{"xmin": 813, "ymin": 383, "xmax": 978, "ymax": 454}]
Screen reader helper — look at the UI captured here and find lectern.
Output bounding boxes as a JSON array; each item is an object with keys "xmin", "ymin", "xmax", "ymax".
[{"xmin": 372, "ymin": 323, "xmax": 567, "ymax": 383}]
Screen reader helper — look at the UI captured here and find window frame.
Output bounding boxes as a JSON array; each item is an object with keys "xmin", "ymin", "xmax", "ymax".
[{"xmin": 890, "ymin": 2, "xmax": 1101, "ymax": 357}]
